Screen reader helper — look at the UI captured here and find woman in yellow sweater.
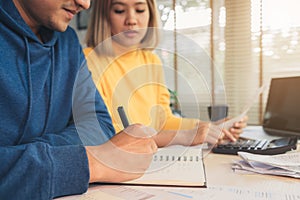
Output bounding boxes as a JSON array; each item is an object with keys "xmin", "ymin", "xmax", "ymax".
[{"xmin": 84, "ymin": 0, "xmax": 247, "ymax": 147}]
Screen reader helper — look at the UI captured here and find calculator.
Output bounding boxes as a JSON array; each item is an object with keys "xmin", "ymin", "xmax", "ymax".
[{"xmin": 212, "ymin": 137, "xmax": 298, "ymax": 155}]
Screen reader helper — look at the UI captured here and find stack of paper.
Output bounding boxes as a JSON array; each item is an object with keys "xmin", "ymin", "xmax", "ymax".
[{"xmin": 232, "ymin": 151, "xmax": 300, "ymax": 178}]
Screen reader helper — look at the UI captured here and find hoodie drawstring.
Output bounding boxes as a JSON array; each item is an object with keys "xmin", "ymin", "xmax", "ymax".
[
  {"xmin": 17, "ymin": 37, "xmax": 32, "ymax": 144},
  {"xmin": 43, "ymin": 47, "xmax": 55, "ymax": 132},
  {"xmin": 17, "ymin": 39, "xmax": 55, "ymax": 144}
]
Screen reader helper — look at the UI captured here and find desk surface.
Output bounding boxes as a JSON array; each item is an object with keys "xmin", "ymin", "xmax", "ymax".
[{"xmin": 58, "ymin": 129, "xmax": 300, "ymax": 200}]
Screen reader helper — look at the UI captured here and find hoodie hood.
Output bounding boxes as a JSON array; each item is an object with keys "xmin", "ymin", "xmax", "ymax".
[{"xmin": 0, "ymin": 0, "xmax": 60, "ymax": 143}]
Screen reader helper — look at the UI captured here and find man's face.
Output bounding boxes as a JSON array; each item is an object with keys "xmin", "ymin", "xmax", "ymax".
[{"xmin": 13, "ymin": 0, "xmax": 90, "ymax": 33}]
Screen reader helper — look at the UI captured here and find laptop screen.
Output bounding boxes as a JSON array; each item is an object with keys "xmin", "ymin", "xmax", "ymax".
[{"xmin": 262, "ymin": 76, "xmax": 300, "ymax": 137}]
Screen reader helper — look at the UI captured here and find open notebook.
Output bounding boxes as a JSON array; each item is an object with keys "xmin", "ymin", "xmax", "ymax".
[
  {"xmin": 114, "ymin": 107, "xmax": 206, "ymax": 187},
  {"xmin": 102, "ymin": 145, "xmax": 206, "ymax": 187}
]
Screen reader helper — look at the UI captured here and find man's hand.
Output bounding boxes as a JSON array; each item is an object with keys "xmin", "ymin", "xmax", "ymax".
[{"xmin": 86, "ymin": 124, "xmax": 158, "ymax": 183}]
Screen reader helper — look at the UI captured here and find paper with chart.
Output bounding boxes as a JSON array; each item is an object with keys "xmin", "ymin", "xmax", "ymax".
[
  {"xmin": 64, "ymin": 185, "xmax": 300, "ymax": 200},
  {"xmin": 232, "ymin": 151, "xmax": 300, "ymax": 178},
  {"xmin": 217, "ymin": 85, "xmax": 267, "ymax": 130}
]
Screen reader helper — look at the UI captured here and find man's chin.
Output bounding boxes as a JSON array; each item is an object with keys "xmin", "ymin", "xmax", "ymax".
[{"xmin": 50, "ymin": 22, "xmax": 69, "ymax": 32}]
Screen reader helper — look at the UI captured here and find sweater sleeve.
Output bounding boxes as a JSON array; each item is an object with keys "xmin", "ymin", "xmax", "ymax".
[
  {"xmin": 0, "ymin": 143, "xmax": 89, "ymax": 200},
  {"xmin": 154, "ymin": 54, "xmax": 199, "ymax": 131}
]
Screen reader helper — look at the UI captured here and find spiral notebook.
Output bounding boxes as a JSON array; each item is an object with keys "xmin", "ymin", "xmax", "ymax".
[{"xmin": 122, "ymin": 145, "xmax": 207, "ymax": 187}]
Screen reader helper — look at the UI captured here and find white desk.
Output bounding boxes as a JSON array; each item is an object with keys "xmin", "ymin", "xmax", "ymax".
[{"xmin": 58, "ymin": 129, "xmax": 300, "ymax": 200}]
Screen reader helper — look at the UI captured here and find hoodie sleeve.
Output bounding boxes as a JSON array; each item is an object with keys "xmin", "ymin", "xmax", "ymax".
[
  {"xmin": 23, "ymin": 61, "xmax": 115, "ymax": 147},
  {"xmin": 0, "ymin": 143, "xmax": 89, "ymax": 200},
  {"xmin": 71, "ymin": 61, "xmax": 116, "ymax": 145},
  {"xmin": 151, "ymin": 54, "xmax": 198, "ymax": 131}
]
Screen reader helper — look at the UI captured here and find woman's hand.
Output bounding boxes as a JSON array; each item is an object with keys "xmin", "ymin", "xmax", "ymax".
[{"xmin": 220, "ymin": 115, "xmax": 248, "ymax": 142}]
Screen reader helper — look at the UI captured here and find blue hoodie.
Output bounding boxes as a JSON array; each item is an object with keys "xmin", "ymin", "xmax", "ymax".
[{"xmin": 0, "ymin": 0, "xmax": 115, "ymax": 199}]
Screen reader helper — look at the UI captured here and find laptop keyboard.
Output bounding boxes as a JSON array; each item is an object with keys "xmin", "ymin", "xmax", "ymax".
[{"xmin": 212, "ymin": 137, "xmax": 298, "ymax": 155}]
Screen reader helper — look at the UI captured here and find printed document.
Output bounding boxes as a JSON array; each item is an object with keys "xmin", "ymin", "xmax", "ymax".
[{"xmin": 232, "ymin": 151, "xmax": 300, "ymax": 178}]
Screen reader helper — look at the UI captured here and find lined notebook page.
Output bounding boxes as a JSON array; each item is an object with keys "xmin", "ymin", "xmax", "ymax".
[{"xmin": 124, "ymin": 145, "xmax": 206, "ymax": 187}]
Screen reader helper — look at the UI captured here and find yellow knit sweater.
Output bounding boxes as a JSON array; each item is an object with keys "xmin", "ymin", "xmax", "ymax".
[{"xmin": 84, "ymin": 46, "xmax": 197, "ymax": 133}]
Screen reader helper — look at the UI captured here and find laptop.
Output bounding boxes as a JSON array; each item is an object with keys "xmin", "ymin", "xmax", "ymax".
[
  {"xmin": 212, "ymin": 76, "xmax": 299, "ymax": 155},
  {"xmin": 263, "ymin": 76, "xmax": 300, "ymax": 137}
]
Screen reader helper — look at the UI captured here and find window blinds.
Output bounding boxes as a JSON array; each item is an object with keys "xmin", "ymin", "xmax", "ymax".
[{"xmin": 157, "ymin": 0, "xmax": 300, "ymax": 124}]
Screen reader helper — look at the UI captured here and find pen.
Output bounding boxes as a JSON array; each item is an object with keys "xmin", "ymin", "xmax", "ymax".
[{"xmin": 117, "ymin": 106, "xmax": 129, "ymax": 128}]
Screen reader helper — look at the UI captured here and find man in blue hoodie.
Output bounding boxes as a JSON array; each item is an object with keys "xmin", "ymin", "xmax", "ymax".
[{"xmin": 0, "ymin": 0, "xmax": 157, "ymax": 199}]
